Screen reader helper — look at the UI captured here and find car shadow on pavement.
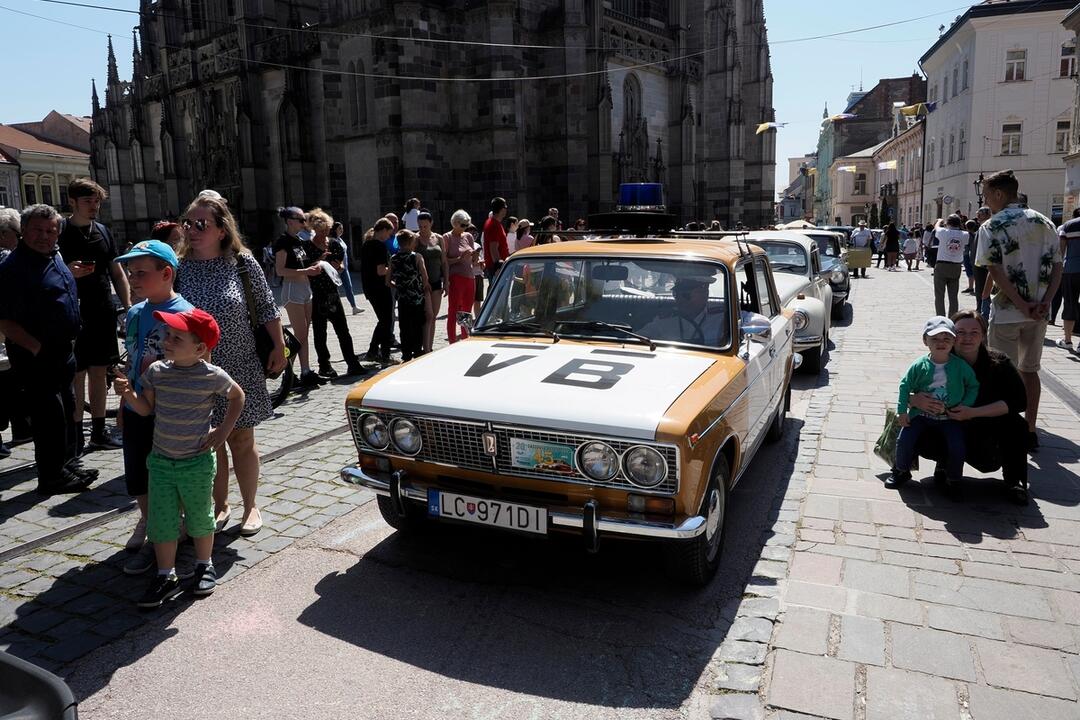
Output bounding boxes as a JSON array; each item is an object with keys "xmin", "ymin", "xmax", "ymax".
[{"xmin": 295, "ymin": 418, "xmax": 806, "ymax": 709}]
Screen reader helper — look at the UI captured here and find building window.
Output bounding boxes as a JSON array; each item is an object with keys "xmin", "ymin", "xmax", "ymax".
[
  {"xmin": 1005, "ymin": 50, "xmax": 1026, "ymax": 82},
  {"xmin": 929, "ymin": 85, "xmax": 937, "ymax": 104},
  {"xmin": 939, "ymin": 137, "xmax": 945, "ymax": 167},
  {"xmin": 0, "ymin": 185, "xmax": 8, "ymax": 206},
  {"xmin": 348, "ymin": 61, "xmax": 368, "ymax": 129},
  {"xmin": 958, "ymin": 128, "xmax": 966, "ymax": 161},
  {"xmin": 131, "ymin": 141, "xmax": 144, "ymax": 181},
  {"xmin": 1056, "ymin": 120, "xmax": 1071, "ymax": 153},
  {"xmin": 899, "ymin": 155, "xmax": 906, "ymax": 181},
  {"xmin": 952, "ymin": 67, "xmax": 959, "ymax": 96},
  {"xmin": 928, "ymin": 139, "xmax": 935, "ymax": 169},
  {"xmin": 854, "ymin": 173, "xmax": 866, "ymax": 196},
  {"xmin": 962, "ymin": 59, "xmax": 969, "ymax": 89},
  {"xmin": 1062, "ymin": 43, "xmax": 1076, "ymax": 78},
  {"xmin": 1052, "ymin": 195, "xmax": 1065, "ymax": 224},
  {"xmin": 41, "ymin": 184, "xmax": 54, "ymax": 207},
  {"xmin": 1001, "ymin": 123, "xmax": 1022, "ymax": 155},
  {"xmin": 943, "ymin": 76, "xmax": 949, "ymax": 102},
  {"xmin": 24, "ymin": 183, "xmax": 36, "ymax": 205},
  {"xmin": 948, "ymin": 133, "xmax": 955, "ymax": 164}
]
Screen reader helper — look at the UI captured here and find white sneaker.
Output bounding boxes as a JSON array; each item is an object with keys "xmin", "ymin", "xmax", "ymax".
[
  {"xmin": 125, "ymin": 517, "xmax": 147, "ymax": 552},
  {"xmin": 1057, "ymin": 339, "xmax": 1074, "ymax": 351}
]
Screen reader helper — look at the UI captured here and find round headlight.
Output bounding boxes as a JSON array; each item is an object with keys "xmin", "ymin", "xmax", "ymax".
[
  {"xmin": 360, "ymin": 414, "xmax": 389, "ymax": 449},
  {"xmin": 793, "ymin": 310, "xmax": 809, "ymax": 331},
  {"xmin": 623, "ymin": 446, "xmax": 668, "ymax": 488},
  {"xmin": 389, "ymin": 418, "xmax": 422, "ymax": 455},
  {"xmin": 830, "ymin": 269, "xmax": 844, "ymax": 284},
  {"xmin": 577, "ymin": 441, "xmax": 619, "ymax": 481}
]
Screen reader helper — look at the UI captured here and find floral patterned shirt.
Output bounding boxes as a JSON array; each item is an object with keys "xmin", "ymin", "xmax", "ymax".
[{"xmin": 975, "ymin": 204, "xmax": 1062, "ymax": 324}]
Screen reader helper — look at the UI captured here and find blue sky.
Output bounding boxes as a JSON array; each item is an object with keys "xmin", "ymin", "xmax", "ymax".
[{"xmin": 2, "ymin": 0, "xmax": 965, "ymax": 198}]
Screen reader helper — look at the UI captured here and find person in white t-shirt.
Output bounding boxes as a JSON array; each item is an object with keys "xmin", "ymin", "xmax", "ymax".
[
  {"xmin": 506, "ymin": 216, "xmax": 518, "ymax": 254},
  {"xmin": 401, "ymin": 198, "xmax": 420, "ymax": 232},
  {"xmin": 902, "ymin": 233, "xmax": 919, "ymax": 271},
  {"xmin": 933, "ymin": 215, "xmax": 968, "ymax": 317}
]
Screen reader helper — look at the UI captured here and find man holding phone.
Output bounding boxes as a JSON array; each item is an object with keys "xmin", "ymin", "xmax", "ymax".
[{"xmin": 58, "ymin": 178, "xmax": 130, "ymax": 452}]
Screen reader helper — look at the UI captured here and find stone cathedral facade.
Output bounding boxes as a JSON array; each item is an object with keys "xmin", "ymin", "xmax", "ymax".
[{"xmin": 93, "ymin": 0, "xmax": 775, "ymax": 245}]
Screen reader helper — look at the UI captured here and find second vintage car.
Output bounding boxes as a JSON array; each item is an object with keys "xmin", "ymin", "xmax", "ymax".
[
  {"xmin": 790, "ymin": 228, "xmax": 851, "ymax": 320},
  {"xmin": 746, "ymin": 231, "xmax": 832, "ymax": 373},
  {"xmin": 339, "ymin": 236, "xmax": 796, "ymax": 585}
]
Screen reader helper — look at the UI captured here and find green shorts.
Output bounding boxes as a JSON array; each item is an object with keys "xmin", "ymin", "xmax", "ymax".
[{"xmin": 146, "ymin": 451, "xmax": 216, "ymax": 544}]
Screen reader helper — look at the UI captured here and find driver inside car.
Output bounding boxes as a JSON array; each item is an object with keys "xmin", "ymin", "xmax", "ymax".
[{"xmin": 641, "ymin": 276, "xmax": 728, "ymax": 346}]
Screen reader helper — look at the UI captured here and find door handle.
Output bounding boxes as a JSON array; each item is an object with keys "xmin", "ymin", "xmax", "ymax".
[{"xmin": 769, "ymin": 347, "xmax": 777, "ymax": 358}]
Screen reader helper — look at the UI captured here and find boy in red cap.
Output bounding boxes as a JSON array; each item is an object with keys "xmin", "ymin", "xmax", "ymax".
[{"xmin": 113, "ymin": 308, "xmax": 245, "ymax": 608}]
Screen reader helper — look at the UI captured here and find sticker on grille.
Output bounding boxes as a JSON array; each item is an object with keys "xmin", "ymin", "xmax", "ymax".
[{"xmin": 348, "ymin": 407, "xmax": 678, "ymax": 494}]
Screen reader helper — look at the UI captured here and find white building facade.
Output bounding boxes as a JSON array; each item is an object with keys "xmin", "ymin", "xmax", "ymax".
[{"xmin": 921, "ymin": 0, "xmax": 1076, "ymax": 224}]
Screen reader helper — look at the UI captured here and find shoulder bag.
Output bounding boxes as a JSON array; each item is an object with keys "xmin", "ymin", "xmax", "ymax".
[{"xmin": 237, "ymin": 257, "xmax": 300, "ymax": 380}]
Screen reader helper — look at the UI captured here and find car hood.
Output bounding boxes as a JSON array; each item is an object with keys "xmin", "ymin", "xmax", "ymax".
[
  {"xmin": 772, "ymin": 272, "xmax": 811, "ymax": 305},
  {"xmin": 360, "ymin": 339, "xmax": 717, "ymax": 440}
]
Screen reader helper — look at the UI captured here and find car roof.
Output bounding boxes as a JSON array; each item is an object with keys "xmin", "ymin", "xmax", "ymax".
[
  {"xmin": 788, "ymin": 229, "xmax": 844, "ymax": 240},
  {"xmin": 744, "ymin": 230, "xmax": 818, "ymax": 251},
  {"xmin": 513, "ymin": 237, "xmax": 766, "ymax": 265}
]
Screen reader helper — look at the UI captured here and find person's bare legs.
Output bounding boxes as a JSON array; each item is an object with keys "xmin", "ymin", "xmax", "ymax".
[
  {"xmin": 154, "ymin": 540, "xmax": 178, "ymax": 572},
  {"xmin": 1021, "ymin": 370, "xmax": 1041, "ymax": 433},
  {"xmin": 1064, "ymin": 319, "xmax": 1075, "ymax": 344},
  {"xmin": 426, "ymin": 290, "xmax": 443, "ymax": 353},
  {"xmin": 192, "ymin": 533, "xmax": 214, "ymax": 563},
  {"xmin": 228, "ymin": 427, "xmax": 261, "ymax": 526},
  {"xmin": 213, "ymin": 443, "xmax": 231, "ymax": 523},
  {"xmin": 88, "ymin": 366, "xmax": 107, "ymax": 420},
  {"xmin": 285, "ymin": 302, "xmax": 312, "ymax": 373},
  {"xmin": 73, "ymin": 370, "xmax": 86, "ymax": 422}
]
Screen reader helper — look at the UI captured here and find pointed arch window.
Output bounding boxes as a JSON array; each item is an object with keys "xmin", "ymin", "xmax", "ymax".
[
  {"xmin": 131, "ymin": 140, "xmax": 145, "ymax": 181},
  {"xmin": 348, "ymin": 60, "xmax": 368, "ymax": 130}
]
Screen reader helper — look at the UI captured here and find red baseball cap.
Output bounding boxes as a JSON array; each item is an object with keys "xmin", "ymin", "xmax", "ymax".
[{"xmin": 153, "ymin": 308, "xmax": 221, "ymax": 350}]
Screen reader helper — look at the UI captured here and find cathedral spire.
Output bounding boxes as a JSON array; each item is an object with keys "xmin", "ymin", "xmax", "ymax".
[
  {"xmin": 822, "ymin": 102, "xmax": 828, "ymax": 119},
  {"xmin": 91, "ymin": 78, "xmax": 100, "ymax": 114},
  {"xmin": 107, "ymin": 34, "xmax": 119, "ymax": 84},
  {"xmin": 132, "ymin": 28, "xmax": 141, "ymax": 72}
]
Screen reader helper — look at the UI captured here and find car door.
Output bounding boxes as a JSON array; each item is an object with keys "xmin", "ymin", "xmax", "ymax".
[
  {"xmin": 809, "ymin": 247, "xmax": 833, "ymax": 308},
  {"xmin": 735, "ymin": 259, "xmax": 771, "ymax": 462},
  {"xmin": 754, "ymin": 255, "xmax": 789, "ymax": 421}
]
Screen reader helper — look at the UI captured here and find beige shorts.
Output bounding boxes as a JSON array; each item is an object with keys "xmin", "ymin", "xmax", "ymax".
[{"xmin": 988, "ymin": 320, "xmax": 1047, "ymax": 373}]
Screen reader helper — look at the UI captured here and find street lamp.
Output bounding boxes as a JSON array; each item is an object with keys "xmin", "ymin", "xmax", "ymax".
[{"xmin": 974, "ymin": 172, "xmax": 984, "ymax": 207}]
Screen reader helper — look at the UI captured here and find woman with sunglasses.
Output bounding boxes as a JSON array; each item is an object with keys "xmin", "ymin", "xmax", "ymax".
[
  {"xmin": 175, "ymin": 194, "xmax": 287, "ymax": 536},
  {"xmin": 273, "ymin": 207, "xmax": 325, "ymax": 389}
]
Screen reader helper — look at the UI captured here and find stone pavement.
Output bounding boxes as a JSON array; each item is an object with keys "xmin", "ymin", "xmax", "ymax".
[
  {"xmin": 710, "ymin": 266, "xmax": 1080, "ymax": 720},
  {"xmin": 0, "ymin": 279, "xmax": 447, "ymax": 673}
]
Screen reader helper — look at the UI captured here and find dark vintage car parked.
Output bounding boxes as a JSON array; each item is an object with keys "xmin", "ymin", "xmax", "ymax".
[{"xmin": 791, "ymin": 229, "xmax": 851, "ymax": 319}]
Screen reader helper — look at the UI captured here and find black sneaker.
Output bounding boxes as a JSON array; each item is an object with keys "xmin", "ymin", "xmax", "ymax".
[
  {"xmin": 299, "ymin": 370, "xmax": 326, "ymax": 388},
  {"xmin": 363, "ymin": 350, "xmax": 380, "ymax": 363},
  {"xmin": 88, "ymin": 431, "xmax": 123, "ymax": 450},
  {"xmin": 884, "ymin": 469, "xmax": 911, "ymax": 489},
  {"xmin": 192, "ymin": 563, "xmax": 217, "ymax": 597},
  {"xmin": 123, "ymin": 543, "xmax": 156, "ymax": 576},
  {"xmin": 345, "ymin": 361, "xmax": 365, "ymax": 375},
  {"xmin": 1027, "ymin": 432, "xmax": 1039, "ymax": 453},
  {"xmin": 317, "ymin": 365, "xmax": 339, "ymax": 379},
  {"xmin": 65, "ymin": 460, "xmax": 100, "ymax": 481},
  {"xmin": 137, "ymin": 573, "xmax": 181, "ymax": 608},
  {"xmin": 379, "ymin": 352, "xmax": 393, "ymax": 365},
  {"xmin": 36, "ymin": 469, "xmax": 93, "ymax": 496},
  {"xmin": 1005, "ymin": 482, "xmax": 1030, "ymax": 506}
]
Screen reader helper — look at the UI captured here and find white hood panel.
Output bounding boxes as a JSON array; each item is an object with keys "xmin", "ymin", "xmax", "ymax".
[{"xmin": 362, "ymin": 340, "xmax": 715, "ymax": 440}]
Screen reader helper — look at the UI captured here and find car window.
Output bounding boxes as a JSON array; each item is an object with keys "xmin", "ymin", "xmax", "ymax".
[
  {"xmin": 811, "ymin": 249, "xmax": 821, "ymax": 275},
  {"xmin": 753, "ymin": 241, "xmax": 809, "ymax": 275},
  {"xmin": 753, "ymin": 258, "xmax": 776, "ymax": 318},
  {"xmin": 477, "ymin": 256, "xmax": 732, "ymax": 351}
]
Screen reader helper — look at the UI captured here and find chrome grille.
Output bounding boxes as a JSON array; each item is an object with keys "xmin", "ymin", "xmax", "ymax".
[{"xmin": 348, "ymin": 407, "xmax": 679, "ymax": 495}]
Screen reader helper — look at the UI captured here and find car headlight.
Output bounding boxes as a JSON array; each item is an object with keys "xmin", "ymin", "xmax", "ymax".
[
  {"xmin": 360, "ymin": 414, "xmax": 389, "ymax": 449},
  {"xmin": 623, "ymin": 446, "xmax": 668, "ymax": 488},
  {"xmin": 830, "ymin": 269, "xmax": 845, "ymax": 284},
  {"xmin": 389, "ymin": 418, "xmax": 422, "ymax": 455},
  {"xmin": 577, "ymin": 441, "xmax": 619, "ymax": 481},
  {"xmin": 793, "ymin": 310, "xmax": 809, "ymax": 331}
]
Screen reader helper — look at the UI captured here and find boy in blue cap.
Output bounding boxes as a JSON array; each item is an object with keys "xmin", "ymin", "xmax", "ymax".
[{"xmin": 114, "ymin": 240, "xmax": 194, "ymax": 574}]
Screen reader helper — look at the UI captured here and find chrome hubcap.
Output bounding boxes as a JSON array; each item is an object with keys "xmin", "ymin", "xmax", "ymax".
[{"xmin": 705, "ymin": 487, "xmax": 724, "ymax": 558}]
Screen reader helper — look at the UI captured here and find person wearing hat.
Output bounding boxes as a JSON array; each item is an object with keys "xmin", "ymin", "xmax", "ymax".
[
  {"xmin": 641, "ymin": 274, "xmax": 728, "ymax": 346},
  {"xmin": 114, "ymin": 239, "xmax": 195, "ymax": 568},
  {"xmin": 887, "ymin": 316, "xmax": 979, "ymax": 496},
  {"xmin": 113, "ymin": 307, "xmax": 245, "ymax": 608}
]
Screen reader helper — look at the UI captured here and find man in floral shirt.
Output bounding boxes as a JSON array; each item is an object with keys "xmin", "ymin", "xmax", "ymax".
[{"xmin": 975, "ymin": 170, "xmax": 1063, "ymax": 450}]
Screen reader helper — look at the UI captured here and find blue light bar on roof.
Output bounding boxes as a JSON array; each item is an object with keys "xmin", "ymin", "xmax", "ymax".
[{"xmin": 617, "ymin": 183, "xmax": 666, "ymax": 211}]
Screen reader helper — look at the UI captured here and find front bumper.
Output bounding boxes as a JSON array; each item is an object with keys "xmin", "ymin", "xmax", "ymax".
[
  {"xmin": 340, "ymin": 464, "xmax": 706, "ymax": 541},
  {"xmin": 793, "ymin": 334, "xmax": 822, "ymax": 351},
  {"xmin": 830, "ymin": 288, "xmax": 848, "ymax": 303}
]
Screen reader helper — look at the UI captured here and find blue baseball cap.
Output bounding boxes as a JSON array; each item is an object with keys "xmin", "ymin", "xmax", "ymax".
[{"xmin": 116, "ymin": 239, "xmax": 179, "ymax": 268}]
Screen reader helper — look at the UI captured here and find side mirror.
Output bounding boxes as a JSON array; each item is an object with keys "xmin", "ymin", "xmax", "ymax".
[
  {"xmin": 740, "ymin": 312, "xmax": 772, "ymax": 343},
  {"xmin": 457, "ymin": 312, "xmax": 475, "ymax": 331}
]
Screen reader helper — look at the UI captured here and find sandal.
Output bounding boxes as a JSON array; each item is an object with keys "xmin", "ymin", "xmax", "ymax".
[{"xmin": 239, "ymin": 507, "xmax": 263, "ymax": 536}]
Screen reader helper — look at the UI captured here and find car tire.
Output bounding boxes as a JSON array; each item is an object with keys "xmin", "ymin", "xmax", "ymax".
[
  {"xmin": 831, "ymin": 301, "xmax": 845, "ymax": 321},
  {"xmin": 665, "ymin": 454, "xmax": 729, "ymax": 587},
  {"xmin": 766, "ymin": 384, "xmax": 789, "ymax": 443},
  {"xmin": 376, "ymin": 495, "xmax": 428, "ymax": 532},
  {"xmin": 800, "ymin": 332, "xmax": 825, "ymax": 374}
]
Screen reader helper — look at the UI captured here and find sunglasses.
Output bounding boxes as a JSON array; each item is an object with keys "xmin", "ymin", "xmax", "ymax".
[{"xmin": 182, "ymin": 218, "xmax": 212, "ymax": 232}]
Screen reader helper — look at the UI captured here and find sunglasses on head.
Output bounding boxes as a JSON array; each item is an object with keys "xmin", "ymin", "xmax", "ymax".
[{"xmin": 182, "ymin": 218, "xmax": 211, "ymax": 232}]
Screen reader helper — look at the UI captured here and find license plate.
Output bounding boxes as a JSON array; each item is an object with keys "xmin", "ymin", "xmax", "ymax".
[
  {"xmin": 510, "ymin": 438, "xmax": 577, "ymax": 475},
  {"xmin": 427, "ymin": 490, "xmax": 547, "ymax": 535}
]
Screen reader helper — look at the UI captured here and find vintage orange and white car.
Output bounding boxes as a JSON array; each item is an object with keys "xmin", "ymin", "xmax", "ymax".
[{"xmin": 339, "ymin": 237, "xmax": 797, "ymax": 584}]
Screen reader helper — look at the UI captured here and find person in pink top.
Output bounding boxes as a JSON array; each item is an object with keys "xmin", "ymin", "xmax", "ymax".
[
  {"xmin": 514, "ymin": 219, "xmax": 534, "ymax": 252},
  {"xmin": 482, "ymin": 197, "xmax": 509, "ymax": 281},
  {"xmin": 444, "ymin": 210, "xmax": 475, "ymax": 343}
]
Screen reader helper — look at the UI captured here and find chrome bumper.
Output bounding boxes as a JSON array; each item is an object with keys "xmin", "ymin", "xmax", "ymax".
[
  {"xmin": 831, "ymin": 291, "xmax": 848, "ymax": 302},
  {"xmin": 793, "ymin": 335, "xmax": 822, "ymax": 351},
  {"xmin": 339, "ymin": 464, "xmax": 706, "ymax": 541}
]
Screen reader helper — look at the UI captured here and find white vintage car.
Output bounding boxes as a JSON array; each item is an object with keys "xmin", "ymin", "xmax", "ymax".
[{"xmin": 746, "ymin": 231, "xmax": 832, "ymax": 373}]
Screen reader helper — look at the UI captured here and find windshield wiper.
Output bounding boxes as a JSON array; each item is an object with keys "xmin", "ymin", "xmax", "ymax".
[
  {"xmin": 555, "ymin": 320, "xmax": 656, "ymax": 351},
  {"xmin": 473, "ymin": 318, "xmax": 559, "ymax": 341}
]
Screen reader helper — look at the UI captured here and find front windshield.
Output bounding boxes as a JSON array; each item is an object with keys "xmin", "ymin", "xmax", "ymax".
[
  {"xmin": 806, "ymin": 234, "xmax": 839, "ymax": 258},
  {"xmin": 476, "ymin": 256, "xmax": 731, "ymax": 351},
  {"xmin": 752, "ymin": 242, "xmax": 809, "ymax": 275}
]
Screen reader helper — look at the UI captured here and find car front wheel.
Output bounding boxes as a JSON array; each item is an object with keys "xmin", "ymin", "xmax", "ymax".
[
  {"xmin": 376, "ymin": 495, "xmax": 429, "ymax": 532},
  {"xmin": 665, "ymin": 455, "xmax": 729, "ymax": 586}
]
